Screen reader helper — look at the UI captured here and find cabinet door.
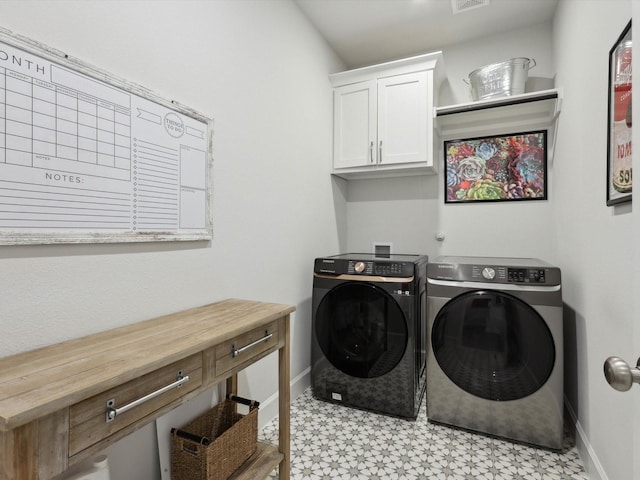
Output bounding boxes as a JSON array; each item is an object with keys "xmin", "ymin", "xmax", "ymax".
[
  {"xmin": 333, "ymin": 80, "xmax": 377, "ymax": 169},
  {"xmin": 377, "ymin": 71, "xmax": 428, "ymax": 166}
]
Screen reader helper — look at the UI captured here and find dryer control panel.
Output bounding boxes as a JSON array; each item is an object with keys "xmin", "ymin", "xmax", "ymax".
[
  {"xmin": 470, "ymin": 266, "xmax": 547, "ymax": 283},
  {"xmin": 507, "ymin": 268, "xmax": 546, "ymax": 283},
  {"xmin": 427, "ymin": 256, "xmax": 561, "ymax": 286}
]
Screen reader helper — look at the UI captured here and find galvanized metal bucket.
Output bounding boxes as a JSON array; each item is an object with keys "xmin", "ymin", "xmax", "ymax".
[{"xmin": 466, "ymin": 58, "xmax": 536, "ymax": 101}]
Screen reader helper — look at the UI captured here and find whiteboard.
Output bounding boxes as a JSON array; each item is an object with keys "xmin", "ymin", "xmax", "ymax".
[{"xmin": 0, "ymin": 28, "xmax": 213, "ymax": 245}]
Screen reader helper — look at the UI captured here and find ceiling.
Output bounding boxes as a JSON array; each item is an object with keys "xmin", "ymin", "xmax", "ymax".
[{"xmin": 294, "ymin": 0, "xmax": 559, "ymax": 69}]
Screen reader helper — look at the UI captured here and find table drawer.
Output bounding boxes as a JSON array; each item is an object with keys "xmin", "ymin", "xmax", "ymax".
[
  {"xmin": 69, "ymin": 353, "xmax": 202, "ymax": 456},
  {"xmin": 215, "ymin": 321, "xmax": 278, "ymax": 376}
]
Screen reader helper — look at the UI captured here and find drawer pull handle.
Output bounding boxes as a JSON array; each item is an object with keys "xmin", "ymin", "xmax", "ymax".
[
  {"xmin": 105, "ymin": 371, "xmax": 189, "ymax": 423},
  {"xmin": 231, "ymin": 331, "xmax": 273, "ymax": 358}
]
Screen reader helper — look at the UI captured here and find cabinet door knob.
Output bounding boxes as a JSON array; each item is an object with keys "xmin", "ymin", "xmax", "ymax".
[
  {"xmin": 379, "ymin": 140, "xmax": 383, "ymax": 163},
  {"xmin": 369, "ymin": 141, "xmax": 374, "ymax": 163}
]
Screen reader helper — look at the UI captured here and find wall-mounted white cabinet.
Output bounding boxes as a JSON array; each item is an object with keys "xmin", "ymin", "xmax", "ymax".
[{"xmin": 330, "ymin": 52, "xmax": 444, "ymax": 180}]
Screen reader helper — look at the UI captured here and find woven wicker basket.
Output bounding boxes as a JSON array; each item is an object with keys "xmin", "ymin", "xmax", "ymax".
[{"xmin": 171, "ymin": 395, "xmax": 259, "ymax": 480}]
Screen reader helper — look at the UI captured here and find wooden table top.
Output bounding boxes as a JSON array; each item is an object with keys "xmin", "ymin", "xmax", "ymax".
[{"xmin": 0, "ymin": 299, "xmax": 295, "ymax": 431}]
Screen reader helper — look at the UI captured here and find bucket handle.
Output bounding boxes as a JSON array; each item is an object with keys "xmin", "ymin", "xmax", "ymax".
[{"xmin": 463, "ymin": 58, "xmax": 537, "ymax": 84}]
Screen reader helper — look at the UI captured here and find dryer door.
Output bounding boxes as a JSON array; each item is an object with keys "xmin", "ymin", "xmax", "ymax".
[
  {"xmin": 315, "ymin": 281, "xmax": 408, "ymax": 378},
  {"xmin": 432, "ymin": 289, "xmax": 554, "ymax": 401}
]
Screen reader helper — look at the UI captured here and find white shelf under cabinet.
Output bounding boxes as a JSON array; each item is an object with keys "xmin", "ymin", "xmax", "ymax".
[{"xmin": 435, "ymin": 88, "xmax": 562, "ymax": 140}]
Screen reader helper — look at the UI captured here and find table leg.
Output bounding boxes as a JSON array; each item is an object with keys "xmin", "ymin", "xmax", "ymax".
[
  {"xmin": 226, "ymin": 374, "xmax": 238, "ymax": 397},
  {"xmin": 278, "ymin": 314, "xmax": 291, "ymax": 480}
]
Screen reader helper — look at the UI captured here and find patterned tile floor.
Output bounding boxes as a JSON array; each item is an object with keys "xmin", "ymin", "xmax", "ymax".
[{"xmin": 260, "ymin": 388, "xmax": 589, "ymax": 480}]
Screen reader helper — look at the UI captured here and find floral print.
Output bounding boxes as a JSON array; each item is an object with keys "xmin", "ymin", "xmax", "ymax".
[
  {"xmin": 445, "ymin": 132, "xmax": 546, "ymax": 202},
  {"xmin": 456, "ymin": 156, "xmax": 486, "ymax": 182}
]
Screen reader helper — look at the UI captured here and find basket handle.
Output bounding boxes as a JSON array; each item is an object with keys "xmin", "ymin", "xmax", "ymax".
[
  {"xmin": 171, "ymin": 427, "xmax": 211, "ymax": 446},
  {"xmin": 227, "ymin": 394, "xmax": 260, "ymax": 410}
]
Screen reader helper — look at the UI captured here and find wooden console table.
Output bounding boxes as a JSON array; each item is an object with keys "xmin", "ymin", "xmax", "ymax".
[{"xmin": 0, "ymin": 299, "xmax": 295, "ymax": 480}]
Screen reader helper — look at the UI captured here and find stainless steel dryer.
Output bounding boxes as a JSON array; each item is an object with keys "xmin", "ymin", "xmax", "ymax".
[
  {"xmin": 426, "ymin": 256, "xmax": 563, "ymax": 449},
  {"xmin": 312, "ymin": 253, "xmax": 428, "ymax": 418}
]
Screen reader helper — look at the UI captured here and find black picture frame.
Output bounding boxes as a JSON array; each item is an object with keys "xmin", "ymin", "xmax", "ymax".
[
  {"xmin": 444, "ymin": 130, "xmax": 548, "ymax": 204},
  {"xmin": 607, "ymin": 20, "xmax": 632, "ymax": 206}
]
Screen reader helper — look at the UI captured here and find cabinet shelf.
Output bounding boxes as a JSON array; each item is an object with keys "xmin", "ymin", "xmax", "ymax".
[{"xmin": 435, "ymin": 88, "xmax": 561, "ymax": 140}]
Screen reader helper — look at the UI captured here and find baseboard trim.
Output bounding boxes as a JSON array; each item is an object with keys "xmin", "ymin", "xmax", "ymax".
[
  {"xmin": 565, "ymin": 397, "xmax": 608, "ymax": 480},
  {"xmin": 257, "ymin": 367, "xmax": 311, "ymax": 429}
]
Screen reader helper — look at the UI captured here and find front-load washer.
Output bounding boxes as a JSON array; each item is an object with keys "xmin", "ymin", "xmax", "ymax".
[
  {"xmin": 426, "ymin": 256, "xmax": 563, "ymax": 449},
  {"xmin": 312, "ymin": 253, "xmax": 428, "ymax": 418}
]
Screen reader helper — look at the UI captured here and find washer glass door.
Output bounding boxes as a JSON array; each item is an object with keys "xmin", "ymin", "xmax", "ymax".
[
  {"xmin": 315, "ymin": 282, "xmax": 408, "ymax": 378},
  {"xmin": 432, "ymin": 290, "xmax": 555, "ymax": 401}
]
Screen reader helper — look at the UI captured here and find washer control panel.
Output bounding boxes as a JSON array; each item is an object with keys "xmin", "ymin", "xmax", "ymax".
[
  {"xmin": 346, "ymin": 260, "xmax": 412, "ymax": 276},
  {"xmin": 374, "ymin": 262, "xmax": 406, "ymax": 276},
  {"xmin": 348, "ymin": 260, "xmax": 373, "ymax": 275},
  {"xmin": 315, "ymin": 257, "xmax": 416, "ymax": 277}
]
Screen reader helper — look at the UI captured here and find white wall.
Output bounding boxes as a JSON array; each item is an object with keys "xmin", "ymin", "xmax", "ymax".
[
  {"xmin": 553, "ymin": 1, "xmax": 633, "ymax": 479},
  {"xmin": 345, "ymin": 175, "xmax": 440, "ymax": 255},
  {"xmin": 439, "ymin": 22, "xmax": 556, "ymax": 106},
  {"xmin": 0, "ymin": 1, "xmax": 343, "ymax": 479},
  {"xmin": 345, "ymin": 23, "xmax": 556, "ymax": 260},
  {"xmin": 344, "ymin": 4, "xmax": 636, "ymax": 479},
  {"xmin": 436, "ymin": 23, "xmax": 557, "ymax": 259}
]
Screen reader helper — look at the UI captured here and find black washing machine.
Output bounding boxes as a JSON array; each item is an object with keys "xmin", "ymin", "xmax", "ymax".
[{"xmin": 311, "ymin": 253, "xmax": 428, "ymax": 418}]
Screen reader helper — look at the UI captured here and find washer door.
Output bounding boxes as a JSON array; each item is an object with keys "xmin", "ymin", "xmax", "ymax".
[
  {"xmin": 432, "ymin": 290, "xmax": 555, "ymax": 401},
  {"xmin": 315, "ymin": 282, "xmax": 408, "ymax": 379}
]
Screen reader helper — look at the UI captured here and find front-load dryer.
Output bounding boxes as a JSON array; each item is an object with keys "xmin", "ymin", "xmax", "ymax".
[
  {"xmin": 426, "ymin": 256, "xmax": 563, "ymax": 449},
  {"xmin": 312, "ymin": 253, "xmax": 428, "ymax": 418}
]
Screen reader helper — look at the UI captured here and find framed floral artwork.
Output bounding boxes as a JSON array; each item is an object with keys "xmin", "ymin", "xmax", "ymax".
[
  {"xmin": 444, "ymin": 130, "xmax": 548, "ymax": 203},
  {"xmin": 606, "ymin": 19, "xmax": 632, "ymax": 206}
]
